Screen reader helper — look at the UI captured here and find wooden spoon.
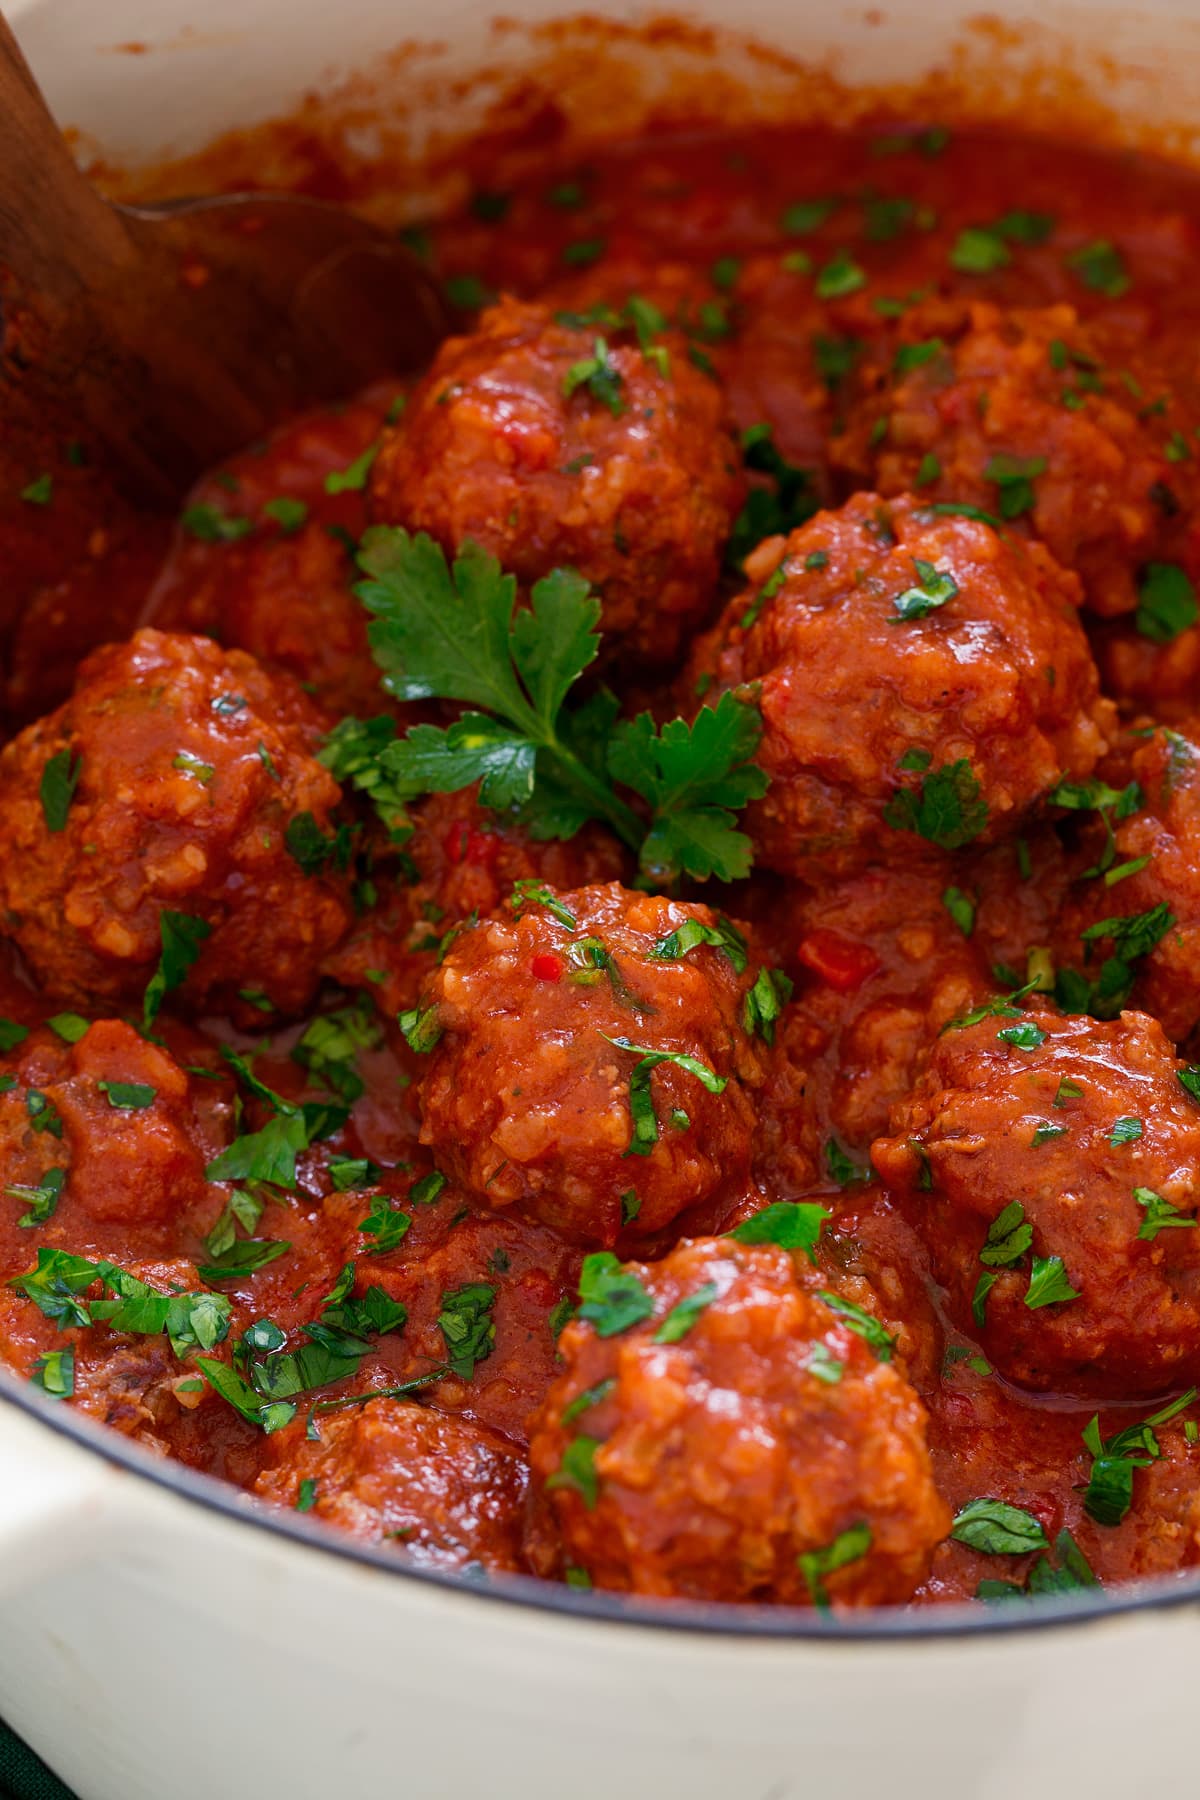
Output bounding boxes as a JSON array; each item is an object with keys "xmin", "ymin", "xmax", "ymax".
[{"xmin": 0, "ymin": 11, "xmax": 452, "ymax": 504}]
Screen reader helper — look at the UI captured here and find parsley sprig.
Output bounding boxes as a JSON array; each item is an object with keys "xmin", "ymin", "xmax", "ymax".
[{"xmin": 351, "ymin": 531, "xmax": 766, "ymax": 884}]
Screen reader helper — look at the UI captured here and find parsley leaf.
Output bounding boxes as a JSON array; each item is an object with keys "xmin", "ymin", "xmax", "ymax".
[
  {"xmin": 577, "ymin": 1252, "xmax": 655, "ymax": 1336},
  {"xmin": 985, "ymin": 454, "xmax": 1047, "ymax": 519},
  {"xmin": 39, "ymin": 749, "xmax": 82, "ymax": 833},
  {"xmin": 5, "ymin": 1165, "xmax": 66, "ymax": 1228},
  {"xmin": 356, "ymin": 531, "xmax": 767, "ymax": 885},
  {"xmin": 728, "ymin": 1201, "xmax": 829, "ymax": 1260},
  {"xmin": 1135, "ymin": 1186, "xmax": 1196, "ymax": 1240},
  {"xmin": 1135, "ymin": 563, "xmax": 1197, "ymax": 644},
  {"xmin": 1024, "ymin": 1255, "xmax": 1080, "ymax": 1309},
  {"xmin": 728, "ymin": 423, "xmax": 821, "ymax": 567},
  {"xmin": 318, "ymin": 716, "xmax": 414, "ymax": 842},
  {"xmin": 980, "ymin": 1201, "xmax": 1033, "ymax": 1268},
  {"xmin": 816, "ymin": 1291, "xmax": 895, "ymax": 1361},
  {"xmin": 31, "ymin": 1348, "xmax": 74, "ymax": 1399},
  {"xmin": 143, "ymin": 911, "xmax": 212, "ymax": 1029},
  {"xmin": 884, "ymin": 758, "xmax": 988, "ymax": 849},
  {"xmin": 797, "ymin": 1521, "xmax": 872, "ymax": 1610},
  {"xmin": 654, "ymin": 1281, "xmax": 718, "ymax": 1343},
  {"xmin": 601, "ymin": 1034, "xmax": 727, "ymax": 1157},
  {"xmin": 546, "ymin": 1435, "xmax": 601, "ymax": 1508},
  {"xmin": 1082, "ymin": 1388, "xmax": 1196, "ymax": 1524},
  {"xmin": 437, "ymin": 1282, "xmax": 496, "ymax": 1378},
  {"xmin": 195, "ymin": 1238, "xmax": 291, "ymax": 1283},
  {"xmin": 562, "ymin": 336, "xmax": 625, "ymax": 416},
  {"xmin": 742, "ymin": 967, "xmax": 794, "ymax": 1044},
  {"xmin": 648, "ymin": 915, "xmax": 748, "ymax": 972},
  {"xmin": 951, "ymin": 1498, "xmax": 1048, "ymax": 1555},
  {"xmin": 889, "ymin": 557, "xmax": 958, "ymax": 622}
]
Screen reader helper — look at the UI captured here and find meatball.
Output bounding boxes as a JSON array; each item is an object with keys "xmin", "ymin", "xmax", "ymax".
[
  {"xmin": 325, "ymin": 786, "xmax": 627, "ymax": 1017},
  {"xmin": 366, "ymin": 295, "xmax": 744, "ymax": 664},
  {"xmin": 0, "ymin": 629, "xmax": 353, "ymax": 1018},
  {"xmin": 255, "ymin": 1399, "xmax": 528, "ymax": 1573},
  {"xmin": 1052, "ymin": 721, "xmax": 1200, "ymax": 1047},
  {"xmin": 831, "ymin": 299, "xmax": 1195, "ymax": 616},
  {"xmin": 687, "ymin": 492, "xmax": 1113, "ymax": 879},
  {"xmin": 874, "ymin": 1003, "xmax": 1200, "ymax": 1396},
  {"xmin": 756, "ymin": 866, "xmax": 991, "ymax": 1197},
  {"xmin": 410, "ymin": 881, "xmax": 771, "ymax": 1245},
  {"xmin": 0, "ymin": 1019, "xmax": 210, "ymax": 1234},
  {"xmin": 152, "ymin": 523, "xmax": 384, "ymax": 721},
  {"xmin": 1092, "ymin": 618, "xmax": 1200, "ymax": 726},
  {"xmin": 525, "ymin": 1236, "xmax": 949, "ymax": 1604}
]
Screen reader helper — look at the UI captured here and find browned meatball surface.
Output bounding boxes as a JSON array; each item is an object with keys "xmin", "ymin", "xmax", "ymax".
[
  {"xmin": 0, "ymin": 629, "xmax": 353, "ymax": 1019},
  {"xmin": 366, "ymin": 295, "xmax": 744, "ymax": 665},
  {"xmin": 832, "ymin": 299, "xmax": 1196, "ymax": 617},
  {"xmin": 874, "ymin": 1003, "xmax": 1200, "ymax": 1396},
  {"xmin": 688, "ymin": 492, "xmax": 1113, "ymax": 879},
  {"xmin": 256, "ymin": 1399, "xmax": 528, "ymax": 1573},
  {"xmin": 153, "ymin": 523, "xmax": 384, "ymax": 722},
  {"xmin": 525, "ymin": 1235, "xmax": 949, "ymax": 1604},
  {"xmin": 410, "ymin": 882, "xmax": 773, "ymax": 1246},
  {"xmin": 0, "ymin": 1019, "xmax": 212, "ymax": 1237},
  {"xmin": 1055, "ymin": 721, "xmax": 1200, "ymax": 1047}
]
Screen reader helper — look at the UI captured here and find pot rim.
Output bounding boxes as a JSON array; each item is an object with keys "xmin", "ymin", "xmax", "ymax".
[{"xmin": 6, "ymin": 1367, "xmax": 1199, "ymax": 1641}]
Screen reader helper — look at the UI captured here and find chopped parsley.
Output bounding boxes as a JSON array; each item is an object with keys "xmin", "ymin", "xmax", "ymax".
[
  {"xmin": 31, "ymin": 1348, "xmax": 73, "ymax": 1399},
  {"xmin": 39, "ymin": 749, "xmax": 83, "ymax": 833},
  {"xmin": 97, "ymin": 1080, "xmax": 156, "ymax": 1110},
  {"xmin": 1110, "ymin": 1116, "xmax": 1143, "ymax": 1146},
  {"xmin": 262, "ymin": 496, "xmax": 309, "ymax": 535},
  {"xmin": 888, "ymin": 557, "xmax": 958, "ymax": 622},
  {"xmin": 546, "ymin": 1435, "xmax": 601, "ymax": 1508},
  {"xmin": 1024, "ymin": 1254, "xmax": 1080, "ymax": 1309},
  {"xmin": 728, "ymin": 423, "xmax": 821, "ymax": 568},
  {"xmin": 324, "ymin": 443, "xmax": 379, "ymax": 495},
  {"xmin": 562, "ymin": 337, "xmax": 625, "ymax": 417},
  {"xmin": 357, "ymin": 1195, "xmax": 413, "ymax": 1255},
  {"xmin": 601, "ymin": 1035, "xmax": 727, "ymax": 1157},
  {"xmin": 648, "ymin": 915, "xmax": 748, "ymax": 973},
  {"xmin": 1135, "ymin": 563, "xmax": 1197, "ymax": 644},
  {"xmin": 815, "ymin": 251, "xmax": 866, "ymax": 300},
  {"xmin": 950, "ymin": 1498, "xmax": 1048, "ymax": 1555},
  {"xmin": 1068, "ymin": 240, "xmax": 1130, "ymax": 298},
  {"xmin": 742, "ymin": 967, "xmax": 794, "ymax": 1045},
  {"xmin": 942, "ymin": 886, "xmax": 976, "ymax": 936},
  {"xmin": 729, "ymin": 1201, "xmax": 829, "ymax": 1260},
  {"xmin": 142, "ymin": 911, "xmax": 212, "ymax": 1029},
  {"xmin": 984, "ymin": 454, "xmax": 1046, "ymax": 519},
  {"xmin": 816, "ymin": 1291, "xmax": 895, "ymax": 1361},
  {"xmin": 577, "ymin": 1252, "xmax": 654, "ymax": 1337},
  {"xmin": 431, "ymin": 1282, "xmax": 494, "ymax": 1380},
  {"xmin": 180, "ymin": 505, "xmax": 252, "ymax": 542},
  {"xmin": 1134, "ymin": 1186, "xmax": 1196, "ymax": 1241},
  {"xmin": 798, "ymin": 1521, "xmax": 872, "ymax": 1610},
  {"xmin": 825, "ymin": 1137, "xmax": 868, "ymax": 1188},
  {"xmin": 5, "ymin": 1166, "xmax": 66, "ymax": 1228},
  {"xmin": 1081, "ymin": 1389, "xmax": 1196, "ymax": 1524},
  {"xmin": 884, "ymin": 758, "xmax": 988, "ymax": 850}
]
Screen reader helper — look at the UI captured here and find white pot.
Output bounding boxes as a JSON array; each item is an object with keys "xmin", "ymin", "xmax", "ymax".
[{"xmin": 5, "ymin": 3, "xmax": 1200, "ymax": 1795}]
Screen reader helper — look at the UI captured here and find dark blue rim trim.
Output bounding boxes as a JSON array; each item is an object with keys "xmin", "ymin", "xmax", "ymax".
[{"xmin": 5, "ymin": 1368, "xmax": 1199, "ymax": 1641}]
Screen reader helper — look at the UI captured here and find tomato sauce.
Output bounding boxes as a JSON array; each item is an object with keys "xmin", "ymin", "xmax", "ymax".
[{"xmin": 5, "ymin": 108, "xmax": 1200, "ymax": 1607}]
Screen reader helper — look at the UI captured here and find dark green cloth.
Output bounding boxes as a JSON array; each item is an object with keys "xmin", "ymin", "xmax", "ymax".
[{"xmin": 0, "ymin": 1721, "xmax": 76, "ymax": 1800}]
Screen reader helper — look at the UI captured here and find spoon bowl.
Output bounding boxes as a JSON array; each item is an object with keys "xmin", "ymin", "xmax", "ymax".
[{"xmin": 0, "ymin": 10, "xmax": 452, "ymax": 502}]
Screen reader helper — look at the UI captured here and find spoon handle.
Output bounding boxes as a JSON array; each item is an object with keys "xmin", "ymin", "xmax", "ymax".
[{"xmin": 0, "ymin": 12, "xmax": 134, "ymax": 298}]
